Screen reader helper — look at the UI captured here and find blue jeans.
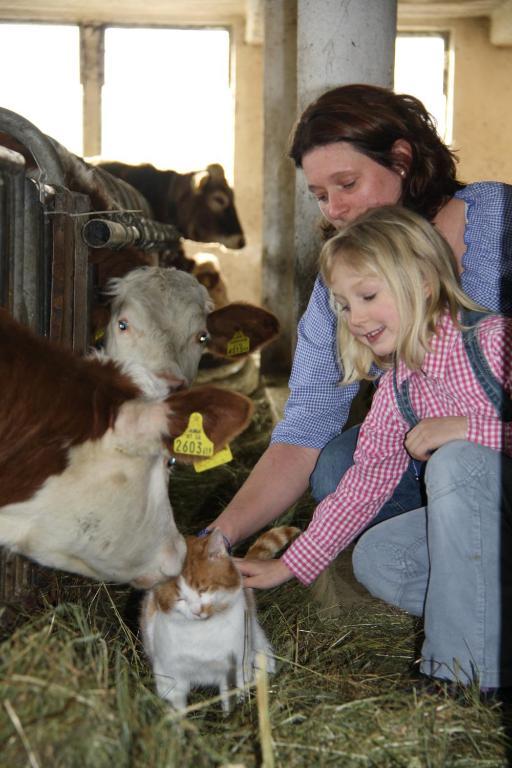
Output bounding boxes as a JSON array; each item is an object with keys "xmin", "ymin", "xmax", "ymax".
[
  {"xmin": 310, "ymin": 425, "xmax": 426, "ymax": 524},
  {"xmin": 349, "ymin": 441, "xmax": 512, "ymax": 687}
]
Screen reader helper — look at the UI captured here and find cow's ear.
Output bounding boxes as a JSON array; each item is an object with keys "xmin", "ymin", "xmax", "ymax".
[
  {"xmin": 205, "ymin": 163, "xmax": 226, "ymax": 182},
  {"xmin": 165, "ymin": 385, "xmax": 253, "ymax": 460},
  {"xmin": 206, "ymin": 302, "xmax": 280, "ymax": 358}
]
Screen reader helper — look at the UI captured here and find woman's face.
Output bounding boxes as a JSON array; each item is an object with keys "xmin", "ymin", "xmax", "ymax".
[{"xmin": 302, "ymin": 142, "xmax": 403, "ymax": 228}]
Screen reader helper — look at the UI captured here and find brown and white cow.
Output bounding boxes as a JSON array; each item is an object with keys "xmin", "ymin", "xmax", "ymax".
[
  {"xmin": 97, "ymin": 161, "xmax": 245, "ymax": 251},
  {"xmin": 0, "ymin": 308, "xmax": 253, "ymax": 587}
]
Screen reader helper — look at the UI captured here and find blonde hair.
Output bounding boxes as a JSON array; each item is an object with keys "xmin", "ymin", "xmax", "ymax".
[{"xmin": 319, "ymin": 205, "xmax": 483, "ymax": 384}]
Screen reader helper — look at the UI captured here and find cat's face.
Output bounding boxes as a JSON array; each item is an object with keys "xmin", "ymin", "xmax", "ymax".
[{"xmin": 153, "ymin": 529, "xmax": 241, "ymax": 621}]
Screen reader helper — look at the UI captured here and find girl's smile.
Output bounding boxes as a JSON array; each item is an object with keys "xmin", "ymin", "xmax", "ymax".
[{"xmin": 329, "ymin": 261, "xmax": 400, "ymax": 357}]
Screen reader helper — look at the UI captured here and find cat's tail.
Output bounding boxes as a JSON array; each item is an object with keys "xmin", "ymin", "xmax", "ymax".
[{"xmin": 245, "ymin": 526, "xmax": 301, "ymax": 561}]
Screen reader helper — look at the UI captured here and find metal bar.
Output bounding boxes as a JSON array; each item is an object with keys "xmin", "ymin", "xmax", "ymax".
[
  {"xmin": 72, "ymin": 193, "xmax": 92, "ymax": 353},
  {"xmin": 82, "ymin": 215, "xmax": 181, "ymax": 252},
  {"xmin": 0, "ymin": 106, "xmax": 65, "ymax": 186},
  {"xmin": 0, "ymin": 146, "xmax": 26, "ymax": 319}
]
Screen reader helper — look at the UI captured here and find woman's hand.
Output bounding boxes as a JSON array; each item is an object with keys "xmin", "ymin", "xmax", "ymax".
[
  {"xmin": 405, "ymin": 416, "xmax": 468, "ymax": 461},
  {"xmin": 234, "ymin": 557, "xmax": 294, "ymax": 589}
]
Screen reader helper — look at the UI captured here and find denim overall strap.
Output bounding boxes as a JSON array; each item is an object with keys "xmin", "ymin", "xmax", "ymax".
[
  {"xmin": 392, "ymin": 368, "xmax": 424, "ymax": 480},
  {"xmin": 392, "ymin": 367, "xmax": 419, "ymax": 428},
  {"xmin": 461, "ymin": 309, "xmax": 512, "ymax": 422}
]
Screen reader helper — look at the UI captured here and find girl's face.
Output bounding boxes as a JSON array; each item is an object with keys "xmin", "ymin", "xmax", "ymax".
[
  {"xmin": 329, "ymin": 260, "xmax": 400, "ymax": 358},
  {"xmin": 302, "ymin": 142, "xmax": 403, "ymax": 228}
]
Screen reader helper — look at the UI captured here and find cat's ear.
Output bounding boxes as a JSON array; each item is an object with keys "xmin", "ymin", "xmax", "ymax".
[{"xmin": 207, "ymin": 528, "xmax": 228, "ymax": 559}]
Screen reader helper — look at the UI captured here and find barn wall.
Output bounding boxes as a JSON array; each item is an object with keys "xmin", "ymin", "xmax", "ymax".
[
  {"xmin": 224, "ymin": 18, "xmax": 263, "ymax": 305},
  {"xmin": 400, "ymin": 15, "xmax": 512, "ymax": 184}
]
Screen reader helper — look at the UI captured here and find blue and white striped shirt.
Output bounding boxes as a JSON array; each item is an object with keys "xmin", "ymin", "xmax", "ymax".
[{"xmin": 271, "ymin": 181, "xmax": 512, "ymax": 449}]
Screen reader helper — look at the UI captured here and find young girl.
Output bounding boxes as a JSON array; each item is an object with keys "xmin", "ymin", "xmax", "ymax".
[{"xmin": 238, "ymin": 205, "xmax": 512, "ymax": 691}]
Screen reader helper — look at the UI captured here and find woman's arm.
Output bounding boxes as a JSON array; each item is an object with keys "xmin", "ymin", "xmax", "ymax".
[
  {"xmin": 210, "ymin": 442, "xmax": 320, "ymax": 545},
  {"xmin": 433, "ymin": 196, "xmax": 467, "ymax": 270}
]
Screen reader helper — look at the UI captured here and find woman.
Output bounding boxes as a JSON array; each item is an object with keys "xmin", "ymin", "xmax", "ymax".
[{"xmin": 209, "ymin": 84, "xmax": 512, "ymax": 590}]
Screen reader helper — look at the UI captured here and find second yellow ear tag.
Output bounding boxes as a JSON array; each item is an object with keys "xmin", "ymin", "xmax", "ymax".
[
  {"xmin": 173, "ymin": 412, "xmax": 214, "ymax": 457},
  {"xmin": 226, "ymin": 330, "xmax": 250, "ymax": 356},
  {"xmin": 94, "ymin": 327, "xmax": 105, "ymax": 343},
  {"xmin": 194, "ymin": 445, "xmax": 233, "ymax": 473}
]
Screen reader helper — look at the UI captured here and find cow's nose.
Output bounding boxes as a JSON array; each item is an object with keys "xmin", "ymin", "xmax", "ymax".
[{"xmin": 158, "ymin": 371, "xmax": 187, "ymax": 390}]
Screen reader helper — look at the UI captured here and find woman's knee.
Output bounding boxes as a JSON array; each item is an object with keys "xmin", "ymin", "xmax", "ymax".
[{"xmin": 310, "ymin": 426, "xmax": 360, "ymax": 502}]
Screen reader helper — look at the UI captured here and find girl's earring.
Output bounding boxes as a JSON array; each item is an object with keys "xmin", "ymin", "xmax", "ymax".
[{"xmin": 399, "ymin": 169, "xmax": 406, "ymax": 178}]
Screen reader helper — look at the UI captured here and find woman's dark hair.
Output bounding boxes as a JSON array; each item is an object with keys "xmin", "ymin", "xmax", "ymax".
[{"xmin": 289, "ymin": 84, "xmax": 464, "ymax": 221}]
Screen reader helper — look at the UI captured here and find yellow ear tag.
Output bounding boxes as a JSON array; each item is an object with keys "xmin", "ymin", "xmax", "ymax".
[
  {"xmin": 194, "ymin": 445, "xmax": 233, "ymax": 473},
  {"xmin": 94, "ymin": 327, "xmax": 105, "ymax": 343},
  {"xmin": 173, "ymin": 412, "xmax": 214, "ymax": 458},
  {"xmin": 226, "ymin": 329, "xmax": 250, "ymax": 356}
]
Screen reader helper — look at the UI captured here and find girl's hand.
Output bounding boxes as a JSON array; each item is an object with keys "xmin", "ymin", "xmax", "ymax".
[
  {"xmin": 404, "ymin": 416, "xmax": 468, "ymax": 461},
  {"xmin": 234, "ymin": 557, "xmax": 294, "ymax": 589}
]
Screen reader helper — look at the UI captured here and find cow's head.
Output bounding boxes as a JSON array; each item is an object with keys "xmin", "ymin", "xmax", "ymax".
[
  {"xmin": 104, "ymin": 267, "xmax": 213, "ymax": 387},
  {"xmin": 180, "ymin": 164, "xmax": 245, "ymax": 249},
  {"xmin": 101, "ymin": 266, "xmax": 280, "ymax": 386},
  {"xmin": 16, "ymin": 386, "xmax": 253, "ymax": 589}
]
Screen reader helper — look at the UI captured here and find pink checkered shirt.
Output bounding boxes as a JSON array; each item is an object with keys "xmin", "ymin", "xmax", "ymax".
[{"xmin": 282, "ymin": 312, "xmax": 512, "ymax": 585}]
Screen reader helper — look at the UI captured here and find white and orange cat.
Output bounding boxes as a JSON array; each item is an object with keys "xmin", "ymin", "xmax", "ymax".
[{"xmin": 140, "ymin": 526, "xmax": 299, "ymax": 713}]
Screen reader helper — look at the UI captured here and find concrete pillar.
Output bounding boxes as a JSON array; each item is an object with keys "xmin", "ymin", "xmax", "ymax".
[
  {"xmin": 294, "ymin": 0, "xmax": 398, "ymax": 318},
  {"xmin": 261, "ymin": 0, "xmax": 297, "ymax": 374}
]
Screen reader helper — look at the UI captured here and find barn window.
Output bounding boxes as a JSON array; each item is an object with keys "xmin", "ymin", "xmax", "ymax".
[
  {"xmin": 0, "ymin": 23, "xmax": 233, "ymax": 180},
  {"xmin": 0, "ymin": 22, "xmax": 83, "ymax": 153},
  {"xmin": 101, "ymin": 27, "xmax": 233, "ymax": 178},
  {"xmin": 394, "ymin": 32, "xmax": 452, "ymax": 143}
]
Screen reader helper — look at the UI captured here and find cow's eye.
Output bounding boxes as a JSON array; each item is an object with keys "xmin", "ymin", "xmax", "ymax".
[
  {"xmin": 118, "ymin": 319, "xmax": 129, "ymax": 331},
  {"xmin": 197, "ymin": 331, "xmax": 210, "ymax": 345}
]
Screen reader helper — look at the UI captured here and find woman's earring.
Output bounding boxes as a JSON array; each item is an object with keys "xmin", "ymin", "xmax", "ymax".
[{"xmin": 399, "ymin": 169, "xmax": 406, "ymax": 178}]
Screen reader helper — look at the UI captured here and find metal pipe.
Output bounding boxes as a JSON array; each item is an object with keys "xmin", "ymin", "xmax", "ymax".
[
  {"xmin": 82, "ymin": 216, "xmax": 181, "ymax": 251},
  {"xmin": 0, "ymin": 107, "xmax": 66, "ymax": 186}
]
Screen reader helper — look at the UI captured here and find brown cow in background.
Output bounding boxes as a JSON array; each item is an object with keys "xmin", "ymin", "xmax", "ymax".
[{"xmin": 97, "ymin": 161, "xmax": 245, "ymax": 252}]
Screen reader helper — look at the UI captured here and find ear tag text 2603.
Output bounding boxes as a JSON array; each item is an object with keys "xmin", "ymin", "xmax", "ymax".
[
  {"xmin": 226, "ymin": 330, "xmax": 250, "ymax": 356},
  {"xmin": 173, "ymin": 412, "xmax": 214, "ymax": 457},
  {"xmin": 194, "ymin": 445, "xmax": 233, "ymax": 473}
]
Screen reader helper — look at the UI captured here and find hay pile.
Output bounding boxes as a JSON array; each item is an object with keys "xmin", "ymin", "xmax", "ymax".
[{"xmin": 1, "ymin": 394, "xmax": 510, "ymax": 767}]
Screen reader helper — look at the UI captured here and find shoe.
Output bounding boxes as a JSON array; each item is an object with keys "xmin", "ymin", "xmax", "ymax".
[
  {"xmin": 410, "ymin": 673, "xmax": 466, "ymax": 701},
  {"xmin": 479, "ymin": 686, "xmax": 512, "ymax": 706},
  {"xmin": 411, "ymin": 673, "xmax": 512, "ymax": 707}
]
